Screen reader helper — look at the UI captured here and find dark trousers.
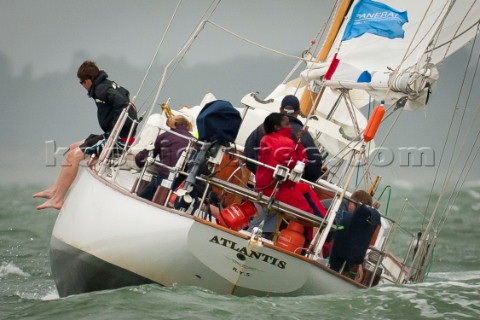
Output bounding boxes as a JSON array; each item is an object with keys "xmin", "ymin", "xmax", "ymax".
[{"xmin": 139, "ymin": 174, "xmax": 167, "ymax": 201}]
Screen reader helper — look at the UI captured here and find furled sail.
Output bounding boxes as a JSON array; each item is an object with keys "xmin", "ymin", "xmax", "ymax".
[{"xmin": 304, "ymin": 0, "xmax": 480, "ymax": 110}]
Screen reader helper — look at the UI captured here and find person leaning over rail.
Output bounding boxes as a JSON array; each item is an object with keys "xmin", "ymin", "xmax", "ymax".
[
  {"xmin": 244, "ymin": 95, "xmax": 323, "ymax": 182},
  {"xmin": 327, "ymin": 191, "xmax": 381, "ymax": 279},
  {"xmin": 321, "ymin": 189, "xmax": 373, "ymax": 224},
  {"xmin": 33, "ymin": 60, "xmax": 138, "ymax": 210},
  {"xmin": 134, "ymin": 115, "xmax": 193, "ymax": 201},
  {"xmin": 319, "ymin": 190, "xmax": 374, "ymax": 257}
]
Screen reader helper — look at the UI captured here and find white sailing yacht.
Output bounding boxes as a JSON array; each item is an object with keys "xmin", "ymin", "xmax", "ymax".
[{"xmin": 49, "ymin": 0, "xmax": 480, "ymax": 297}]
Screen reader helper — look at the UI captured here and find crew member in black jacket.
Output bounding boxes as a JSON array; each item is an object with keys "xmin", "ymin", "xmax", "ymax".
[{"xmin": 33, "ymin": 60, "xmax": 137, "ymax": 210}]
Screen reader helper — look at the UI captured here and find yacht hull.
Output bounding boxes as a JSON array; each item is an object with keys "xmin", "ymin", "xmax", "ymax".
[{"xmin": 50, "ymin": 168, "xmax": 361, "ymax": 297}]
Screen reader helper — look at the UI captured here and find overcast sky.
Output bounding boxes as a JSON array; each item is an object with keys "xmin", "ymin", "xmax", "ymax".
[
  {"xmin": 2, "ymin": 0, "xmax": 335, "ymax": 77},
  {"xmin": 1, "ymin": 0, "xmax": 479, "ymax": 189}
]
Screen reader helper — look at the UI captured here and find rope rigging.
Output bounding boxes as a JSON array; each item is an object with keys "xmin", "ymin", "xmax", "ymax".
[
  {"xmin": 436, "ymin": 34, "xmax": 480, "ymax": 234},
  {"xmin": 131, "ymin": 0, "xmax": 184, "ymax": 108},
  {"xmin": 121, "ymin": 0, "xmax": 480, "ymax": 231},
  {"xmin": 423, "ymin": 23, "xmax": 480, "ymax": 223},
  {"xmin": 131, "ymin": 0, "xmax": 222, "ymax": 119}
]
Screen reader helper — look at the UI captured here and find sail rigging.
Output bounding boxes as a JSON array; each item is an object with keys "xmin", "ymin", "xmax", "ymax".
[
  {"xmin": 46, "ymin": 0, "xmax": 480, "ymax": 298},
  {"xmin": 299, "ymin": 0, "xmax": 480, "ymax": 110}
]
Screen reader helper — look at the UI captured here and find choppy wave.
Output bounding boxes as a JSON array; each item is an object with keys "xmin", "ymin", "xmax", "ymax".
[
  {"xmin": 4, "ymin": 279, "xmax": 479, "ymax": 320},
  {"xmin": 0, "ymin": 261, "xmax": 30, "ymax": 278},
  {"xmin": 1, "ymin": 185, "xmax": 479, "ymax": 319},
  {"xmin": 429, "ymin": 270, "xmax": 480, "ymax": 282},
  {"xmin": 464, "ymin": 180, "xmax": 480, "ymax": 188},
  {"xmin": 468, "ymin": 189, "xmax": 480, "ymax": 199}
]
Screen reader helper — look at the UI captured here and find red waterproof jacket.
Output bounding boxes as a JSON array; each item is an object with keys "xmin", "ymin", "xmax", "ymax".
[{"xmin": 255, "ymin": 127, "xmax": 307, "ymax": 196}]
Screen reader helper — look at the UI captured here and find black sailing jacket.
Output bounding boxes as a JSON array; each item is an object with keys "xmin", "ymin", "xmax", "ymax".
[{"xmin": 88, "ymin": 71, "xmax": 137, "ymax": 137}]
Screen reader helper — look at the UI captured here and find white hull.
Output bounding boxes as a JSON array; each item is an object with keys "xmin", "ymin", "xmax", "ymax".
[
  {"xmin": 50, "ymin": 168, "xmax": 362, "ymax": 296},
  {"xmin": 45, "ymin": 0, "xmax": 478, "ymax": 299}
]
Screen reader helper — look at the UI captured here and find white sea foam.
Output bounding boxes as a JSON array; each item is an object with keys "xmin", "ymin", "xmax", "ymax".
[
  {"xmin": 41, "ymin": 288, "xmax": 60, "ymax": 301},
  {"xmin": 464, "ymin": 180, "xmax": 480, "ymax": 188},
  {"xmin": 449, "ymin": 204, "xmax": 460, "ymax": 212},
  {"xmin": 428, "ymin": 270, "xmax": 480, "ymax": 282},
  {"xmin": 468, "ymin": 189, "xmax": 480, "ymax": 199},
  {"xmin": 14, "ymin": 287, "xmax": 59, "ymax": 301},
  {"xmin": 0, "ymin": 261, "xmax": 30, "ymax": 278},
  {"xmin": 391, "ymin": 179, "xmax": 415, "ymax": 190}
]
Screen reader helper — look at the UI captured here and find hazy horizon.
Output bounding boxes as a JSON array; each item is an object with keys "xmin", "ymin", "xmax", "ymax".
[{"xmin": 1, "ymin": 0, "xmax": 479, "ymax": 190}]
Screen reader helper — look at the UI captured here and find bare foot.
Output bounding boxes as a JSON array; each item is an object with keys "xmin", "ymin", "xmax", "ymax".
[
  {"xmin": 36, "ymin": 198, "xmax": 63, "ymax": 210},
  {"xmin": 32, "ymin": 188, "xmax": 55, "ymax": 199}
]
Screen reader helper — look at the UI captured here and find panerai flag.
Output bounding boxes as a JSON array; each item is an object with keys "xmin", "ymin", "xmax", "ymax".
[{"xmin": 342, "ymin": 0, "xmax": 408, "ymax": 41}]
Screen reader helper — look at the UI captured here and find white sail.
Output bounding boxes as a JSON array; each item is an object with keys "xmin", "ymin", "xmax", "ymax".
[
  {"xmin": 428, "ymin": 1, "xmax": 480, "ymax": 64},
  {"xmin": 45, "ymin": 0, "xmax": 480, "ymax": 299},
  {"xmin": 304, "ymin": 0, "xmax": 480, "ymax": 110}
]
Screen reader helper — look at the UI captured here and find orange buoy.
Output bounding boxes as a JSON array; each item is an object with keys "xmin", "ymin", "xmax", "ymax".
[
  {"xmin": 363, "ymin": 105, "xmax": 385, "ymax": 142},
  {"xmin": 217, "ymin": 201, "xmax": 256, "ymax": 231},
  {"xmin": 276, "ymin": 221, "xmax": 306, "ymax": 254},
  {"xmin": 212, "ymin": 152, "xmax": 251, "ymax": 207}
]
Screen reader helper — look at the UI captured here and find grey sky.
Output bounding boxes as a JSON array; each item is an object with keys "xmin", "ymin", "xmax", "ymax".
[
  {"xmin": 2, "ymin": 0, "xmax": 334, "ymax": 77},
  {"xmin": 1, "ymin": 0, "xmax": 479, "ymax": 189}
]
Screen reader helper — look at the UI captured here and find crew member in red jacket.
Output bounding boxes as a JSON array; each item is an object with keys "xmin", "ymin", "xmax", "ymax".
[{"xmin": 255, "ymin": 112, "xmax": 313, "ymax": 213}]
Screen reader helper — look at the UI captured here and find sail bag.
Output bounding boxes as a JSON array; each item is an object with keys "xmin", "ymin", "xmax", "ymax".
[{"xmin": 196, "ymin": 100, "xmax": 242, "ymax": 144}]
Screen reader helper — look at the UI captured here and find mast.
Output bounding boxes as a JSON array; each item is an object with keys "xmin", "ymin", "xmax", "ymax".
[{"xmin": 299, "ymin": 0, "xmax": 353, "ymax": 115}]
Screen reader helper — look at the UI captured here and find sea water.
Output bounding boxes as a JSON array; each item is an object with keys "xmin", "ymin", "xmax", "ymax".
[{"xmin": 1, "ymin": 184, "xmax": 479, "ymax": 319}]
